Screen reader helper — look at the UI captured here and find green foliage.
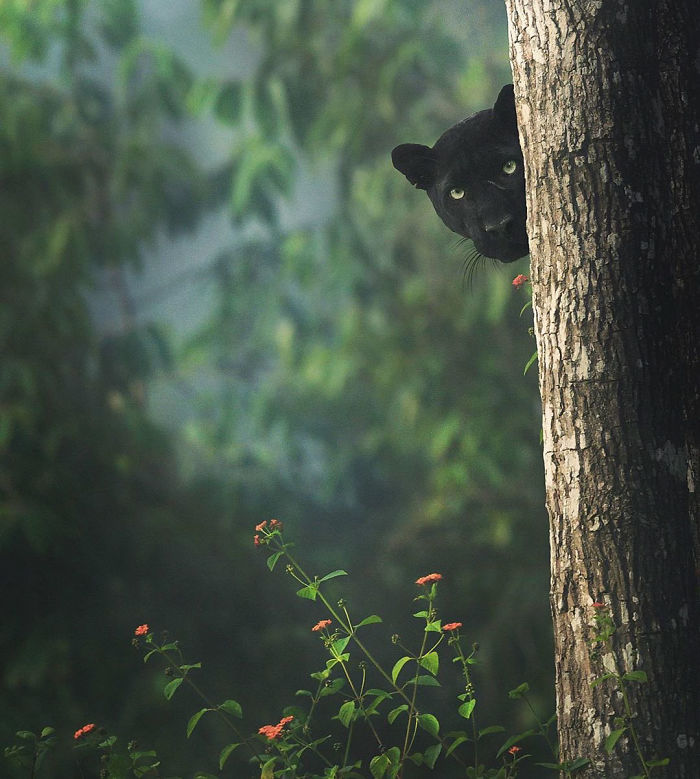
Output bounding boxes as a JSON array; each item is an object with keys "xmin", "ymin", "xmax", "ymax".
[
  {"xmin": 6, "ymin": 527, "xmax": 557, "ymax": 777},
  {"xmin": 1, "ymin": 1, "xmax": 550, "ymax": 777}
]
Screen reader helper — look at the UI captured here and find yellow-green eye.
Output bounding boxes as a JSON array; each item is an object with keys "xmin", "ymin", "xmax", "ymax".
[
  {"xmin": 449, "ymin": 188, "xmax": 464, "ymax": 200},
  {"xmin": 502, "ymin": 160, "xmax": 517, "ymax": 175}
]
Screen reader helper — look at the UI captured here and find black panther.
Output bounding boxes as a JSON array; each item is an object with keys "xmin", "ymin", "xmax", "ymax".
[{"xmin": 391, "ymin": 84, "xmax": 528, "ymax": 263}]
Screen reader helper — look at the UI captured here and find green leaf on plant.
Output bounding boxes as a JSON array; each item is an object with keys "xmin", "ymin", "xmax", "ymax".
[
  {"xmin": 163, "ymin": 678, "xmax": 183, "ymax": 700},
  {"xmin": 143, "ymin": 649, "xmax": 158, "ymax": 663},
  {"xmin": 605, "ymin": 728, "xmax": 626, "ymax": 754},
  {"xmin": 387, "ymin": 704, "xmax": 408, "ymax": 724},
  {"xmin": 424, "ymin": 743, "xmax": 441, "ymax": 769},
  {"xmin": 332, "ymin": 636, "xmax": 351, "ymax": 654},
  {"xmin": 391, "ymin": 656, "xmax": 412, "ymax": 684},
  {"xmin": 590, "ymin": 672, "xmax": 617, "ymax": 688},
  {"xmin": 567, "ymin": 757, "xmax": 591, "ymax": 772},
  {"xmin": 179, "ymin": 662, "xmax": 202, "ymax": 672},
  {"xmin": 40, "ymin": 727, "xmax": 55, "ymax": 738},
  {"xmin": 370, "ymin": 753, "xmax": 390, "ymax": 779},
  {"xmin": 296, "ymin": 688, "xmax": 312, "ymax": 697},
  {"xmin": 458, "ymin": 700, "xmax": 476, "ymax": 720},
  {"xmin": 523, "ymin": 350, "xmax": 538, "ymax": 375},
  {"xmin": 418, "ymin": 651, "xmax": 439, "ymax": 675},
  {"xmin": 425, "ymin": 620, "xmax": 442, "ymax": 633},
  {"xmin": 319, "ymin": 677, "xmax": 345, "ymax": 697},
  {"xmin": 417, "ymin": 713, "xmax": 440, "ymax": 738},
  {"xmin": 413, "ymin": 674, "xmax": 441, "ymax": 687},
  {"xmin": 261, "ymin": 758, "xmax": 276, "ymax": 779},
  {"xmin": 318, "ymin": 569, "xmax": 348, "ymax": 583},
  {"xmin": 296, "ymin": 584, "xmax": 319, "ymax": 600},
  {"xmin": 446, "ymin": 734, "xmax": 469, "ymax": 757},
  {"xmin": 508, "ymin": 682, "xmax": 530, "ymax": 699},
  {"xmin": 218, "ymin": 699, "xmax": 243, "ymax": 718},
  {"xmin": 267, "ymin": 551, "xmax": 283, "ymax": 571},
  {"xmin": 497, "ymin": 729, "xmax": 537, "ymax": 758},
  {"xmin": 338, "ymin": 701, "xmax": 355, "ymax": 728},
  {"xmin": 412, "ymin": 610, "xmax": 429, "ymax": 618},
  {"xmin": 478, "ymin": 725, "xmax": 506, "ymax": 738},
  {"xmin": 646, "ymin": 757, "xmax": 670, "ymax": 767},
  {"xmin": 355, "ymin": 614, "xmax": 382, "ymax": 628},
  {"xmin": 622, "ymin": 670, "xmax": 648, "ymax": 683},
  {"xmin": 186, "ymin": 708, "xmax": 210, "ymax": 738}
]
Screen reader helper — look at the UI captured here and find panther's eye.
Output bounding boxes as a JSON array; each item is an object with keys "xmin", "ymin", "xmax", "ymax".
[
  {"xmin": 449, "ymin": 188, "xmax": 465, "ymax": 200},
  {"xmin": 502, "ymin": 160, "xmax": 517, "ymax": 175}
]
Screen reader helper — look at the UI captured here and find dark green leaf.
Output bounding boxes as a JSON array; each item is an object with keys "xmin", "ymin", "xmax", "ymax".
[
  {"xmin": 186, "ymin": 708, "xmax": 210, "ymax": 738},
  {"xmin": 605, "ymin": 728, "xmax": 626, "ymax": 754},
  {"xmin": 218, "ymin": 699, "xmax": 243, "ymax": 718},
  {"xmin": 424, "ymin": 743, "xmax": 441, "ymax": 769},
  {"xmin": 163, "ymin": 678, "xmax": 183, "ymax": 700}
]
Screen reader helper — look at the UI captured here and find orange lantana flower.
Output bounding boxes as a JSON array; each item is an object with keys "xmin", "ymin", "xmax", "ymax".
[{"xmin": 415, "ymin": 573, "xmax": 442, "ymax": 586}]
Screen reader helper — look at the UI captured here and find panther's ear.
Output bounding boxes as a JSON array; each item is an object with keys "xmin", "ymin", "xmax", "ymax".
[
  {"xmin": 391, "ymin": 143, "xmax": 437, "ymax": 190},
  {"xmin": 493, "ymin": 84, "xmax": 517, "ymax": 131}
]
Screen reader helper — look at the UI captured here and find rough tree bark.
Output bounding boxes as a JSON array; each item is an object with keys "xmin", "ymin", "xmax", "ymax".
[{"xmin": 503, "ymin": 1, "xmax": 700, "ymax": 776}]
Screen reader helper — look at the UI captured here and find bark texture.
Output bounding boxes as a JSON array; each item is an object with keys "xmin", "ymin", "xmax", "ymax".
[{"xmin": 504, "ymin": 1, "xmax": 700, "ymax": 776}]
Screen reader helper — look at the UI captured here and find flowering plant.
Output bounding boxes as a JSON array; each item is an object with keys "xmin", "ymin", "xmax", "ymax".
[{"xmin": 5, "ymin": 521, "xmax": 576, "ymax": 778}]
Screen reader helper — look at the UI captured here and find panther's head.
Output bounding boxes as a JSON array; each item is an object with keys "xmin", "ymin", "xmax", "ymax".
[{"xmin": 391, "ymin": 84, "xmax": 528, "ymax": 264}]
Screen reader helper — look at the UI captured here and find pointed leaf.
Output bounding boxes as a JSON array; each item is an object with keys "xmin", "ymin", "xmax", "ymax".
[
  {"xmin": 605, "ymin": 728, "xmax": 626, "ymax": 754},
  {"xmin": 458, "ymin": 700, "xmax": 476, "ymax": 720},
  {"xmin": 296, "ymin": 584, "xmax": 318, "ymax": 600},
  {"xmin": 590, "ymin": 672, "xmax": 617, "ymax": 688},
  {"xmin": 219, "ymin": 742, "xmax": 240, "ymax": 770},
  {"xmin": 267, "ymin": 551, "xmax": 283, "ymax": 571},
  {"xmin": 218, "ymin": 699, "xmax": 243, "ymax": 718},
  {"xmin": 370, "ymin": 753, "xmax": 390, "ymax": 779},
  {"xmin": 391, "ymin": 656, "xmax": 412, "ymax": 684},
  {"xmin": 446, "ymin": 735, "xmax": 469, "ymax": 757},
  {"xmin": 387, "ymin": 704, "xmax": 408, "ymax": 724},
  {"xmin": 163, "ymin": 678, "xmax": 183, "ymax": 700},
  {"xmin": 417, "ymin": 713, "xmax": 440, "ymax": 738},
  {"xmin": 424, "ymin": 743, "xmax": 441, "ymax": 769},
  {"xmin": 186, "ymin": 708, "xmax": 210, "ymax": 738},
  {"xmin": 332, "ymin": 637, "xmax": 351, "ymax": 654},
  {"xmin": 355, "ymin": 615, "xmax": 382, "ymax": 628},
  {"xmin": 319, "ymin": 569, "xmax": 348, "ymax": 583},
  {"xmin": 418, "ymin": 651, "xmax": 439, "ymax": 675},
  {"xmin": 478, "ymin": 725, "xmax": 506, "ymax": 738},
  {"xmin": 622, "ymin": 670, "xmax": 647, "ymax": 683},
  {"xmin": 337, "ymin": 700, "xmax": 356, "ymax": 728},
  {"xmin": 414, "ymin": 674, "xmax": 441, "ymax": 687},
  {"xmin": 523, "ymin": 350, "xmax": 538, "ymax": 375}
]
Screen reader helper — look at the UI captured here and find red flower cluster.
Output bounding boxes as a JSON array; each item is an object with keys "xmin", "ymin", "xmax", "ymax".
[
  {"xmin": 134, "ymin": 624, "xmax": 149, "ymax": 636},
  {"xmin": 507, "ymin": 745, "xmax": 522, "ymax": 756},
  {"xmin": 442, "ymin": 622, "xmax": 462, "ymax": 632},
  {"xmin": 512, "ymin": 274, "xmax": 529, "ymax": 288},
  {"xmin": 312, "ymin": 619, "xmax": 332, "ymax": 632},
  {"xmin": 73, "ymin": 723, "xmax": 95, "ymax": 740},
  {"xmin": 254, "ymin": 519, "xmax": 283, "ymax": 545},
  {"xmin": 415, "ymin": 573, "xmax": 442, "ymax": 586},
  {"xmin": 258, "ymin": 715, "xmax": 294, "ymax": 740},
  {"xmin": 592, "ymin": 601, "xmax": 607, "ymax": 609}
]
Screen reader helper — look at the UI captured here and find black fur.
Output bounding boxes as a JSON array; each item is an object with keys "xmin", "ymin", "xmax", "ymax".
[{"xmin": 391, "ymin": 84, "xmax": 528, "ymax": 263}]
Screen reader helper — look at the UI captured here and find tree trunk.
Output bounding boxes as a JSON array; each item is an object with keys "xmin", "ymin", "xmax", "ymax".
[{"xmin": 503, "ymin": 1, "xmax": 700, "ymax": 776}]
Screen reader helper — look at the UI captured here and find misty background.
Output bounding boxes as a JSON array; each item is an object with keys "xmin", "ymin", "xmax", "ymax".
[{"xmin": 1, "ymin": 1, "xmax": 550, "ymax": 776}]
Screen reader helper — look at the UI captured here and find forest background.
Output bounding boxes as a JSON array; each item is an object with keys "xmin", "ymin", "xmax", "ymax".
[{"xmin": 1, "ymin": 1, "xmax": 549, "ymax": 776}]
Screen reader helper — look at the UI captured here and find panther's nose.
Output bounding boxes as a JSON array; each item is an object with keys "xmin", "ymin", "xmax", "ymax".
[{"xmin": 483, "ymin": 215, "xmax": 513, "ymax": 233}]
